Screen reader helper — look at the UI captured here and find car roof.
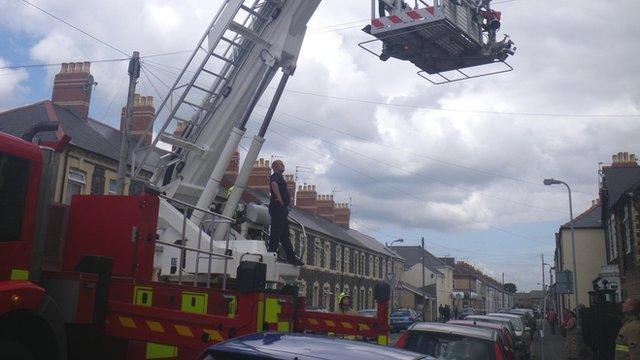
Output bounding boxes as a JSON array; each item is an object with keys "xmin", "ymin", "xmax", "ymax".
[
  {"xmin": 488, "ymin": 313, "xmax": 523, "ymax": 321},
  {"xmin": 448, "ymin": 320, "xmax": 506, "ymax": 331},
  {"xmin": 408, "ymin": 322, "xmax": 496, "ymax": 341},
  {"xmin": 205, "ymin": 332, "xmax": 432, "ymax": 360},
  {"xmin": 465, "ymin": 315, "xmax": 515, "ymax": 325}
]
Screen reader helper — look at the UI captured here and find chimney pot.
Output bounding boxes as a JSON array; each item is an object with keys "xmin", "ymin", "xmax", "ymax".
[
  {"xmin": 613, "ymin": 154, "xmax": 619, "ymax": 163},
  {"xmin": 631, "ymin": 154, "xmax": 637, "ymax": 163},
  {"xmin": 60, "ymin": 63, "xmax": 69, "ymax": 73},
  {"xmin": 83, "ymin": 62, "xmax": 90, "ymax": 72}
]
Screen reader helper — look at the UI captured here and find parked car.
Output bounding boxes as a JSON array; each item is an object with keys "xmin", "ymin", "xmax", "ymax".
[
  {"xmin": 464, "ymin": 315, "xmax": 529, "ymax": 359},
  {"xmin": 390, "ymin": 308, "xmax": 423, "ymax": 332},
  {"xmin": 460, "ymin": 307, "xmax": 476, "ymax": 319},
  {"xmin": 396, "ymin": 322, "xmax": 507, "ymax": 359},
  {"xmin": 488, "ymin": 313, "xmax": 532, "ymax": 342},
  {"xmin": 448, "ymin": 320, "xmax": 518, "ymax": 360},
  {"xmin": 358, "ymin": 309, "xmax": 378, "ymax": 318},
  {"xmin": 198, "ymin": 332, "xmax": 433, "ymax": 360},
  {"xmin": 510, "ymin": 309, "xmax": 536, "ymax": 333}
]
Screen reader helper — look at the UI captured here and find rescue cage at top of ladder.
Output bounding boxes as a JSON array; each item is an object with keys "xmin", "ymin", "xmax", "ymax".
[{"xmin": 360, "ymin": 0, "xmax": 516, "ymax": 84}]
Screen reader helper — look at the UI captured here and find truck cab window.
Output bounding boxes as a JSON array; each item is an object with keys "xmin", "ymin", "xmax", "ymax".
[{"xmin": 0, "ymin": 153, "xmax": 29, "ymax": 242}]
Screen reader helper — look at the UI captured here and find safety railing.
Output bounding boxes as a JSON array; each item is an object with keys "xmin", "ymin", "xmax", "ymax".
[{"xmin": 158, "ymin": 194, "xmax": 234, "ymax": 289}]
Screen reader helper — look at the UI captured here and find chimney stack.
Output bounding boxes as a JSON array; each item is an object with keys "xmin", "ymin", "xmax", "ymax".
[
  {"xmin": 334, "ymin": 203, "xmax": 351, "ymax": 229},
  {"xmin": 121, "ymin": 94, "xmax": 155, "ymax": 146},
  {"xmin": 611, "ymin": 152, "xmax": 638, "ymax": 168},
  {"xmin": 316, "ymin": 194, "xmax": 335, "ymax": 222},
  {"xmin": 296, "ymin": 184, "xmax": 317, "ymax": 214},
  {"xmin": 247, "ymin": 158, "xmax": 270, "ymax": 191},
  {"xmin": 52, "ymin": 62, "xmax": 95, "ymax": 121},
  {"xmin": 285, "ymin": 174, "xmax": 296, "ymax": 203},
  {"xmin": 223, "ymin": 150, "xmax": 240, "ymax": 184}
]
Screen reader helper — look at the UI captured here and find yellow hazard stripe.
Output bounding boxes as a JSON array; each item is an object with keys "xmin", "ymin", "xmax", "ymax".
[
  {"xmin": 146, "ymin": 320, "xmax": 165, "ymax": 333},
  {"xmin": 341, "ymin": 322, "xmax": 352, "ymax": 329},
  {"xmin": 616, "ymin": 344, "xmax": 630, "ymax": 352},
  {"xmin": 204, "ymin": 329, "xmax": 224, "ymax": 342},
  {"xmin": 174, "ymin": 325, "xmax": 194, "ymax": 337},
  {"xmin": 359, "ymin": 324, "xmax": 370, "ymax": 330},
  {"xmin": 119, "ymin": 316, "xmax": 137, "ymax": 328},
  {"xmin": 10, "ymin": 269, "xmax": 29, "ymax": 280},
  {"xmin": 308, "ymin": 318, "xmax": 319, "ymax": 325},
  {"xmin": 324, "ymin": 320, "xmax": 335, "ymax": 327}
]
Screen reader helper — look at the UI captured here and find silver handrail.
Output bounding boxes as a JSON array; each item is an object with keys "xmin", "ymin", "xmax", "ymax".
[
  {"xmin": 288, "ymin": 213, "xmax": 308, "ymax": 259},
  {"xmin": 159, "ymin": 194, "xmax": 234, "ymax": 288}
]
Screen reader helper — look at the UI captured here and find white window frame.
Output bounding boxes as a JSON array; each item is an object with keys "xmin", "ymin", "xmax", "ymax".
[
  {"xmin": 65, "ymin": 169, "xmax": 86, "ymax": 204},
  {"xmin": 324, "ymin": 243, "xmax": 331, "ymax": 270},
  {"xmin": 108, "ymin": 178, "xmax": 118, "ymax": 195}
]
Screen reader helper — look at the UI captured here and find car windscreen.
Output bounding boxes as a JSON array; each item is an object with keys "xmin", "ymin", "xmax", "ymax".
[{"xmin": 405, "ymin": 331, "xmax": 493, "ymax": 359}]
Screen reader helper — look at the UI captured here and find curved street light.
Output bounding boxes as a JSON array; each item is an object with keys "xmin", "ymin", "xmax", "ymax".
[{"xmin": 544, "ymin": 178, "xmax": 580, "ymax": 330}]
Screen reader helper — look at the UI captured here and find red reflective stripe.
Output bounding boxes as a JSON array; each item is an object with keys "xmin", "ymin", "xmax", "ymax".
[
  {"xmin": 406, "ymin": 11, "xmax": 422, "ymax": 20},
  {"xmin": 426, "ymin": 6, "xmax": 435, "ymax": 15},
  {"xmin": 371, "ymin": 19, "xmax": 385, "ymax": 28},
  {"xmin": 395, "ymin": 331, "xmax": 408, "ymax": 349},
  {"xmin": 388, "ymin": 15, "xmax": 402, "ymax": 24}
]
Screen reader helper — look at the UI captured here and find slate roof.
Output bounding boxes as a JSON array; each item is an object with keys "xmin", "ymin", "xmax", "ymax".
[
  {"xmin": 561, "ymin": 203, "xmax": 602, "ymax": 229},
  {"xmin": 0, "ymin": 101, "xmax": 163, "ymax": 171},
  {"xmin": 602, "ymin": 165, "xmax": 640, "ymax": 207},
  {"xmin": 390, "ymin": 245, "xmax": 447, "ymax": 276}
]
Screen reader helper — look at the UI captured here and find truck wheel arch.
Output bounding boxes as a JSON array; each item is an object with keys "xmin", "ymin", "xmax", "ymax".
[{"xmin": 0, "ymin": 295, "xmax": 67, "ymax": 360}]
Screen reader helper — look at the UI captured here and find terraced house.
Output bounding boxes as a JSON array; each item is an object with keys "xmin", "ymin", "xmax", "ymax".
[{"xmin": 234, "ymin": 159, "xmax": 405, "ymax": 312}]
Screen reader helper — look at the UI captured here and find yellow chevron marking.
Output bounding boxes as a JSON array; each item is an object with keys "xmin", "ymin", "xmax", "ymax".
[
  {"xmin": 146, "ymin": 320, "xmax": 165, "ymax": 333},
  {"xmin": 359, "ymin": 324, "xmax": 370, "ymax": 330},
  {"xmin": 324, "ymin": 320, "xmax": 336, "ymax": 327},
  {"xmin": 204, "ymin": 329, "xmax": 224, "ymax": 342},
  {"xmin": 119, "ymin": 316, "xmax": 136, "ymax": 328},
  {"xmin": 308, "ymin": 318, "xmax": 319, "ymax": 325},
  {"xmin": 341, "ymin": 322, "xmax": 353, "ymax": 329},
  {"xmin": 174, "ymin": 325, "xmax": 194, "ymax": 337}
]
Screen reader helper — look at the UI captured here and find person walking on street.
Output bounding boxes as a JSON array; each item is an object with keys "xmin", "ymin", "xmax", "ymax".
[
  {"xmin": 615, "ymin": 298, "xmax": 640, "ymax": 360},
  {"xmin": 562, "ymin": 310, "xmax": 578, "ymax": 359},
  {"xmin": 439, "ymin": 305, "xmax": 444, "ymax": 322},
  {"xmin": 548, "ymin": 308, "xmax": 558, "ymax": 335},
  {"xmin": 444, "ymin": 305, "xmax": 451, "ymax": 322},
  {"xmin": 268, "ymin": 160, "xmax": 303, "ymax": 266},
  {"xmin": 336, "ymin": 292, "xmax": 357, "ymax": 315}
]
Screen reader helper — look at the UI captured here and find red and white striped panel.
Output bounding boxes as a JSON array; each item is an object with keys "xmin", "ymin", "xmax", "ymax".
[{"xmin": 371, "ymin": 7, "xmax": 436, "ymax": 30}]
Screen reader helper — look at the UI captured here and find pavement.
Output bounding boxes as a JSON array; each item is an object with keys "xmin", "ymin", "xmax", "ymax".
[{"xmin": 530, "ymin": 320, "xmax": 593, "ymax": 360}]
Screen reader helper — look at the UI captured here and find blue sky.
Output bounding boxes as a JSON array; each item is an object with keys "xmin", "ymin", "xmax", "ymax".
[{"xmin": 2, "ymin": 0, "xmax": 638, "ymax": 292}]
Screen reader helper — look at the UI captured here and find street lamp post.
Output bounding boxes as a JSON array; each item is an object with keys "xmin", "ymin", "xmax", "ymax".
[{"xmin": 544, "ymin": 178, "xmax": 580, "ymax": 330}]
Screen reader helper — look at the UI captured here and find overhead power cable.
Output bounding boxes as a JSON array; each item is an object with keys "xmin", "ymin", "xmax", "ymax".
[
  {"xmin": 255, "ymin": 117, "xmax": 543, "ymax": 243},
  {"xmin": 282, "ymin": 88, "xmax": 640, "ymax": 119},
  {"xmin": 260, "ymin": 105, "xmax": 594, "ymax": 196},
  {"xmin": 19, "ymin": 0, "xmax": 129, "ymax": 57},
  {"xmin": 267, "ymin": 116, "xmax": 563, "ymax": 214}
]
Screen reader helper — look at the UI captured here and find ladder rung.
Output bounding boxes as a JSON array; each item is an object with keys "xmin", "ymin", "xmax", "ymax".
[
  {"xmin": 173, "ymin": 115, "xmax": 196, "ymax": 125},
  {"xmin": 211, "ymin": 52, "xmax": 236, "ymax": 65},
  {"xmin": 192, "ymin": 84, "xmax": 218, "ymax": 96},
  {"xmin": 159, "ymin": 133, "xmax": 207, "ymax": 155},
  {"xmin": 183, "ymin": 100, "xmax": 208, "ymax": 111},
  {"xmin": 228, "ymin": 21, "xmax": 270, "ymax": 48},
  {"xmin": 240, "ymin": 4, "xmax": 270, "ymax": 21},
  {"xmin": 201, "ymin": 68, "xmax": 228, "ymax": 80},
  {"xmin": 221, "ymin": 36, "xmax": 249, "ymax": 51}
]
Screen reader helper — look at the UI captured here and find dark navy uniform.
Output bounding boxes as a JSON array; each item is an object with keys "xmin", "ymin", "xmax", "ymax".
[{"xmin": 268, "ymin": 172, "xmax": 295, "ymax": 261}]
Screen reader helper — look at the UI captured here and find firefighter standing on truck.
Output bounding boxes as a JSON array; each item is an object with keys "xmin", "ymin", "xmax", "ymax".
[
  {"xmin": 615, "ymin": 298, "xmax": 640, "ymax": 359},
  {"xmin": 269, "ymin": 160, "xmax": 303, "ymax": 266}
]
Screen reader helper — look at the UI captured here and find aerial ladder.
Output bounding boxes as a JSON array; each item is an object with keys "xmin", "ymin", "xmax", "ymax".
[{"xmin": 131, "ymin": 0, "xmax": 516, "ymax": 287}]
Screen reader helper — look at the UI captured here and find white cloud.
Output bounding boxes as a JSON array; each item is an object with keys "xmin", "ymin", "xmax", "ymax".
[{"xmin": 0, "ymin": 58, "xmax": 29, "ymax": 110}]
